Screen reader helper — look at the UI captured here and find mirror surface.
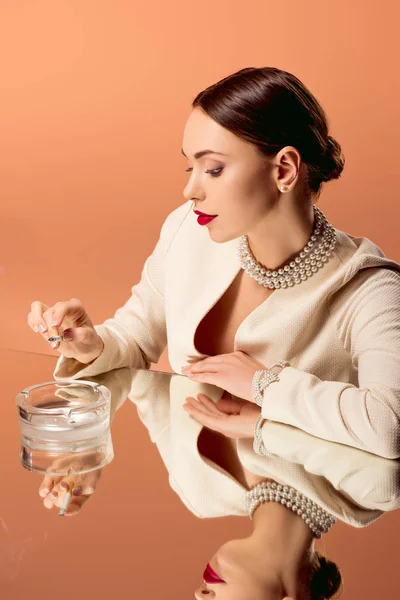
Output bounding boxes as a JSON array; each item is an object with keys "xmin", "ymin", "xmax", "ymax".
[{"xmin": 2, "ymin": 349, "xmax": 399, "ymax": 599}]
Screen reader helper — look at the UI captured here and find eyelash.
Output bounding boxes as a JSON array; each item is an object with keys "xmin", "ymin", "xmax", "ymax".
[{"xmin": 185, "ymin": 167, "xmax": 223, "ymax": 177}]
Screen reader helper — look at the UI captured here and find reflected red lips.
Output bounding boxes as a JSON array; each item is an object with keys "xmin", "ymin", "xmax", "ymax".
[{"xmin": 203, "ymin": 562, "xmax": 226, "ymax": 583}]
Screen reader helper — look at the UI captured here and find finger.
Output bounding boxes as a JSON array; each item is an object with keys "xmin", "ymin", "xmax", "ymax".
[
  {"xmin": 39, "ymin": 476, "xmax": 60, "ymax": 498},
  {"xmin": 52, "ymin": 475, "xmax": 81, "ymax": 499},
  {"xmin": 184, "ymin": 396, "xmax": 221, "ymax": 417},
  {"xmin": 189, "ymin": 364, "xmax": 221, "ymax": 374},
  {"xmin": 59, "ymin": 465, "xmax": 101, "ymax": 496},
  {"xmin": 43, "ymin": 489, "xmax": 59, "ymax": 510},
  {"xmin": 59, "ymin": 480, "xmax": 86, "ymax": 496},
  {"xmin": 183, "ymin": 403, "xmax": 224, "ymax": 432},
  {"xmin": 216, "ymin": 397, "xmax": 246, "ymax": 414},
  {"xmin": 42, "ymin": 306, "xmax": 63, "ymax": 349},
  {"xmin": 196, "ymin": 394, "xmax": 224, "ymax": 416},
  {"xmin": 50, "ymin": 298, "xmax": 87, "ymax": 330},
  {"xmin": 63, "ymin": 495, "xmax": 91, "ymax": 516},
  {"xmin": 188, "ymin": 354, "xmax": 237, "ymax": 372},
  {"xmin": 29, "ymin": 301, "xmax": 49, "ymax": 334}
]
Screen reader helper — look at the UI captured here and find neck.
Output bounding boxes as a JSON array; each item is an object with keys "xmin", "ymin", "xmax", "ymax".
[
  {"xmin": 250, "ymin": 499, "xmax": 315, "ymax": 598},
  {"xmin": 246, "ymin": 198, "xmax": 316, "ymax": 272}
]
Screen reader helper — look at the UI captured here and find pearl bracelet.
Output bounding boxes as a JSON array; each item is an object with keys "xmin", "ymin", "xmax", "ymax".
[
  {"xmin": 252, "ymin": 360, "xmax": 290, "ymax": 456},
  {"xmin": 253, "ymin": 413, "xmax": 269, "ymax": 456},
  {"xmin": 252, "ymin": 360, "xmax": 290, "ymax": 407}
]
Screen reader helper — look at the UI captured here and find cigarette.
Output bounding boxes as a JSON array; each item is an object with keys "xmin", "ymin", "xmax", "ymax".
[
  {"xmin": 58, "ymin": 481, "xmax": 74, "ymax": 517},
  {"xmin": 47, "ymin": 335, "xmax": 63, "ymax": 343}
]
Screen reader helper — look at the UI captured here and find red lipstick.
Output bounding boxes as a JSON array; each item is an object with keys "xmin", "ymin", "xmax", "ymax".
[
  {"xmin": 194, "ymin": 209, "xmax": 217, "ymax": 217},
  {"xmin": 203, "ymin": 562, "xmax": 226, "ymax": 583},
  {"xmin": 197, "ymin": 215, "xmax": 217, "ymax": 225},
  {"xmin": 193, "ymin": 210, "xmax": 217, "ymax": 226}
]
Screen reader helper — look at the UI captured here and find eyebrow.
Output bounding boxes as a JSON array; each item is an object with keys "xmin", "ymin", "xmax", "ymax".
[{"xmin": 181, "ymin": 148, "xmax": 227, "ymax": 159}]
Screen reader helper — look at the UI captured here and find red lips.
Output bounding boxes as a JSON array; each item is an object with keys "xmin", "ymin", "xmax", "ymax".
[
  {"xmin": 203, "ymin": 562, "xmax": 226, "ymax": 583},
  {"xmin": 194, "ymin": 210, "xmax": 217, "ymax": 217}
]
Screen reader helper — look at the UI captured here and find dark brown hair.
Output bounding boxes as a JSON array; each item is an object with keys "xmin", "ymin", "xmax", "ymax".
[
  {"xmin": 309, "ymin": 550, "xmax": 343, "ymax": 599},
  {"xmin": 192, "ymin": 66, "xmax": 345, "ymax": 199}
]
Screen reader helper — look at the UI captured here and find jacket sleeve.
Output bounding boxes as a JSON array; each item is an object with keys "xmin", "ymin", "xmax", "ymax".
[
  {"xmin": 260, "ymin": 420, "xmax": 400, "ymax": 512},
  {"xmin": 52, "ymin": 201, "xmax": 192, "ymax": 381},
  {"xmin": 261, "ymin": 267, "xmax": 400, "ymax": 459}
]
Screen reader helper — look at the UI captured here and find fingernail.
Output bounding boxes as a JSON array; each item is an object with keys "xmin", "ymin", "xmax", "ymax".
[
  {"xmin": 33, "ymin": 325, "xmax": 39, "ymax": 332},
  {"xmin": 39, "ymin": 323, "xmax": 46, "ymax": 332},
  {"xmin": 51, "ymin": 320, "xmax": 58, "ymax": 326},
  {"xmin": 40, "ymin": 488, "xmax": 50, "ymax": 496},
  {"xmin": 51, "ymin": 342, "xmax": 58, "ymax": 349}
]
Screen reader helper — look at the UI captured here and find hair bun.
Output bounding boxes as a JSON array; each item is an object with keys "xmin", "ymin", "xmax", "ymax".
[
  {"xmin": 311, "ymin": 552, "xmax": 343, "ymax": 599},
  {"xmin": 320, "ymin": 135, "xmax": 345, "ymax": 183}
]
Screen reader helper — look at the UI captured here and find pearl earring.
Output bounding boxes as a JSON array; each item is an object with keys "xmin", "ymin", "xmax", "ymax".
[{"xmin": 279, "ymin": 185, "xmax": 289, "ymax": 192}]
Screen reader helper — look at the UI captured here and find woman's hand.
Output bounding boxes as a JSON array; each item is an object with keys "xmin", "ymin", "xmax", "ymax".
[
  {"xmin": 181, "ymin": 350, "xmax": 267, "ymax": 403},
  {"xmin": 27, "ymin": 298, "xmax": 104, "ymax": 363},
  {"xmin": 183, "ymin": 392, "xmax": 261, "ymax": 439},
  {"xmin": 38, "ymin": 456, "xmax": 103, "ymax": 516}
]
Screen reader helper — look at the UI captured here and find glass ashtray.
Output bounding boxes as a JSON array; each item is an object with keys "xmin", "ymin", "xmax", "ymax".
[{"xmin": 16, "ymin": 379, "xmax": 114, "ymax": 475}]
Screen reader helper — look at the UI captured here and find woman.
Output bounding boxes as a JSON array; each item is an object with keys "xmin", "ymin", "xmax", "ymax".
[
  {"xmin": 29, "ymin": 66, "xmax": 400, "ymax": 457},
  {"xmin": 28, "ymin": 67, "xmax": 399, "ymax": 597}
]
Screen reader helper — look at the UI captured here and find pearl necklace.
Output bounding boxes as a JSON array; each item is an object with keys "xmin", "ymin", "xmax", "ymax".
[
  {"xmin": 238, "ymin": 204, "xmax": 337, "ymax": 288},
  {"xmin": 244, "ymin": 481, "xmax": 336, "ymax": 539}
]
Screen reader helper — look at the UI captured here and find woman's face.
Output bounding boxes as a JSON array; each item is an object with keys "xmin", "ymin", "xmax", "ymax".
[
  {"xmin": 181, "ymin": 108, "xmax": 278, "ymax": 244},
  {"xmin": 194, "ymin": 539, "xmax": 284, "ymax": 600}
]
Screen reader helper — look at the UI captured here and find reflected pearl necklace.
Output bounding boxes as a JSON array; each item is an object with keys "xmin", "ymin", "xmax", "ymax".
[
  {"xmin": 244, "ymin": 481, "xmax": 336, "ymax": 539},
  {"xmin": 238, "ymin": 204, "xmax": 337, "ymax": 288}
]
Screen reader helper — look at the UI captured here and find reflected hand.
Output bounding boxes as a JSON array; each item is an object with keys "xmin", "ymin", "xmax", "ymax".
[
  {"xmin": 183, "ymin": 392, "xmax": 261, "ymax": 439},
  {"xmin": 38, "ymin": 456, "xmax": 103, "ymax": 516}
]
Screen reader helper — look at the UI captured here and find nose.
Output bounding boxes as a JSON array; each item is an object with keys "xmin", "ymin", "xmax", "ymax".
[
  {"xmin": 183, "ymin": 174, "xmax": 204, "ymax": 203},
  {"xmin": 194, "ymin": 586, "xmax": 214, "ymax": 598}
]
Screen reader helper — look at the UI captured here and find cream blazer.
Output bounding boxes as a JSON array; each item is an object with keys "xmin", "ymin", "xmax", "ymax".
[{"xmin": 53, "ymin": 200, "xmax": 400, "ymax": 458}]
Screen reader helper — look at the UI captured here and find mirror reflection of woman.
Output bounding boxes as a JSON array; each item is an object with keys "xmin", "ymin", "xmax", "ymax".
[{"xmin": 185, "ymin": 392, "xmax": 341, "ymax": 600}]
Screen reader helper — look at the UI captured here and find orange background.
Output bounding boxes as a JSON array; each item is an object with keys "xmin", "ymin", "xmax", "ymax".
[{"xmin": 0, "ymin": 1, "xmax": 399, "ymax": 598}]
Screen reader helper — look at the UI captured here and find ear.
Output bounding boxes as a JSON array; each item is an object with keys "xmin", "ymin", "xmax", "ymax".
[{"xmin": 273, "ymin": 145, "xmax": 302, "ymax": 190}]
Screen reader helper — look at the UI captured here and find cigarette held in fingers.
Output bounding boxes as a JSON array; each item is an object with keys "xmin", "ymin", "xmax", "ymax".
[
  {"xmin": 58, "ymin": 481, "xmax": 74, "ymax": 517},
  {"xmin": 48, "ymin": 329, "xmax": 74, "ymax": 344},
  {"xmin": 47, "ymin": 335, "xmax": 63, "ymax": 343}
]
